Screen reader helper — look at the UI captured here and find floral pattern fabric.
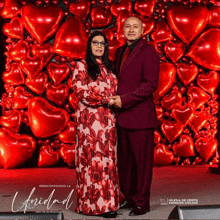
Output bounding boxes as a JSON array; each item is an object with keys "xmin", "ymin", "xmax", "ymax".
[{"xmin": 72, "ymin": 60, "xmax": 119, "ymax": 215}]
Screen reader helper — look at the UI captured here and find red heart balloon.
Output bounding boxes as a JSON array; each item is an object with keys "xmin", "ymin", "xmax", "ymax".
[
  {"xmin": 187, "ymin": 86, "xmax": 210, "ymax": 109},
  {"xmin": 197, "ymin": 71, "xmax": 219, "ymax": 94},
  {"xmin": 209, "ymin": 6, "xmax": 220, "ymax": 27},
  {"xmin": 68, "ymin": 93, "xmax": 79, "ymax": 111},
  {"xmin": 53, "ymin": 16, "xmax": 87, "ymax": 59},
  {"xmin": 21, "ymin": 4, "xmax": 64, "ymax": 44},
  {"xmin": 188, "ymin": 111, "xmax": 209, "ymax": 133},
  {"xmin": 2, "ymin": 63, "xmax": 25, "ymax": 86},
  {"xmin": 154, "ymin": 130, "xmax": 161, "ymax": 144},
  {"xmin": 134, "ymin": 0, "xmax": 155, "ymax": 17},
  {"xmin": 69, "ymin": 0, "xmax": 91, "ymax": 21},
  {"xmin": 161, "ymin": 120, "xmax": 184, "ymax": 143},
  {"xmin": 91, "ymin": 6, "xmax": 112, "ymax": 28},
  {"xmin": 59, "ymin": 145, "xmax": 75, "ymax": 167},
  {"xmin": 25, "ymin": 71, "xmax": 48, "ymax": 96},
  {"xmin": 12, "ymin": 86, "xmax": 33, "ymax": 109},
  {"xmin": 110, "ymin": 0, "xmax": 132, "ymax": 17},
  {"xmin": 154, "ymin": 143, "xmax": 174, "ymax": 166},
  {"xmin": 8, "ymin": 40, "xmax": 30, "ymax": 61},
  {"xmin": 154, "ymin": 62, "xmax": 176, "ymax": 101},
  {"xmin": 164, "ymin": 41, "xmax": 186, "ymax": 63},
  {"xmin": 47, "ymin": 62, "xmax": 70, "ymax": 85},
  {"xmin": 0, "ymin": 128, "xmax": 36, "ymax": 169},
  {"xmin": 151, "ymin": 20, "xmax": 173, "ymax": 43},
  {"xmin": 173, "ymin": 135, "xmax": 195, "ymax": 157},
  {"xmin": 20, "ymin": 56, "xmax": 44, "ymax": 79},
  {"xmin": 101, "ymin": 28, "xmax": 114, "ymax": 42},
  {"xmin": 187, "ymin": 29, "xmax": 220, "ymax": 71},
  {"xmin": 167, "ymin": 5, "xmax": 209, "ymax": 44},
  {"xmin": 32, "ymin": 43, "xmax": 53, "ymax": 66},
  {"xmin": 172, "ymin": 103, "xmax": 195, "ymax": 126},
  {"xmin": 38, "ymin": 145, "xmax": 59, "ymax": 167},
  {"xmin": 46, "ymin": 83, "xmax": 69, "ymax": 106},
  {"xmin": 58, "ymin": 122, "xmax": 76, "ymax": 144},
  {"xmin": 28, "ymin": 97, "xmax": 69, "ymax": 138},
  {"xmin": 177, "ymin": 63, "xmax": 198, "ymax": 86},
  {"xmin": 0, "ymin": 110, "xmax": 22, "ymax": 132},
  {"xmin": 3, "ymin": 17, "xmax": 23, "ymax": 39},
  {"xmin": 155, "ymin": 106, "xmax": 163, "ymax": 120},
  {"xmin": 195, "ymin": 137, "xmax": 217, "ymax": 161},
  {"xmin": 141, "ymin": 17, "xmax": 155, "ymax": 36},
  {"xmin": 116, "ymin": 10, "xmax": 131, "ymax": 32},
  {"xmin": 109, "ymin": 40, "xmax": 121, "ymax": 61},
  {"xmin": 0, "ymin": 0, "xmax": 20, "ymax": 19},
  {"xmin": 161, "ymin": 89, "xmax": 182, "ymax": 110}
]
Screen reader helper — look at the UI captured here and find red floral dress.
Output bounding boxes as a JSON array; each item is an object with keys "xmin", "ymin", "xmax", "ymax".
[{"xmin": 72, "ymin": 60, "xmax": 119, "ymax": 215}]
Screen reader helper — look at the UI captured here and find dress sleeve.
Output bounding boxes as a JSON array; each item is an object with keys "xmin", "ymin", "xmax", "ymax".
[{"xmin": 72, "ymin": 62, "xmax": 109, "ymax": 107}]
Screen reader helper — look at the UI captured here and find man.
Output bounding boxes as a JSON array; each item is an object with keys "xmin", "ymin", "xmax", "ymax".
[{"xmin": 109, "ymin": 16, "xmax": 160, "ymax": 216}]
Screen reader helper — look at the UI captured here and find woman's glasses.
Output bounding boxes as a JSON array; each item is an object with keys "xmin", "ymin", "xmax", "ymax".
[{"xmin": 92, "ymin": 41, "xmax": 105, "ymax": 47}]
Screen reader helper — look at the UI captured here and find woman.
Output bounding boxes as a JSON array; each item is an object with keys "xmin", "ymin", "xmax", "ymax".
[{"xmin": 72, "ymin": 32, "xmax": 119, "ymax": 218}]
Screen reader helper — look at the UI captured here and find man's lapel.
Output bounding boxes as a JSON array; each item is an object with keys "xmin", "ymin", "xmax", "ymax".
[
  {"xmin": 119, "ymin": 39, "xmax": 145, "ymax": 78},
  {"xmin": 116, "ymin": 46, "xmax": 125, "ymax": 76}
]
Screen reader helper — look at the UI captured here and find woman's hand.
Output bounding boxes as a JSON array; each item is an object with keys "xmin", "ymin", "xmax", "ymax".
[{"xmin": 109, "ymin": 96, "xmax": 122, "ymax": 108}]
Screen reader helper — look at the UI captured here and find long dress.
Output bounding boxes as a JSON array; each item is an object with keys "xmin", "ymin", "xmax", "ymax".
[{"xmin": 72, "ymin": 60, "xmax": 119, "ymax": 215}]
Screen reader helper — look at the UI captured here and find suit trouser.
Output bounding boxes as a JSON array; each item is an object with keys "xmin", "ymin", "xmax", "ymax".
[{"xmin": 117, "ymin": 125, "xmax": 155, "ymax": 206}]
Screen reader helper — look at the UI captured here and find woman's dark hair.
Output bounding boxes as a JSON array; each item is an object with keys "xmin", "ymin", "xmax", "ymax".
[{"xmin": 86, "ymin": 31, "xmax": 112, "ymax": 81}]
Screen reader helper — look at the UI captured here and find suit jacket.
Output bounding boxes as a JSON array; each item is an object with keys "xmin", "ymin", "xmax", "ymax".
[{"xmin": 115, "ymin": 39, "xmax": 160, "ymax": 129}]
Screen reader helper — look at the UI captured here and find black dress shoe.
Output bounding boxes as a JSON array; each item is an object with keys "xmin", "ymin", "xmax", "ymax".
[
  {"xmin": 100, "ymin": 211, "xmax": 117, "ymax": 218},
  {"xmin": 129, "ymin": 205, "xmax": 150, "ymax": 216},
  {"xmin": 120, "ymin": 200, "xmax": 135, "ymax": 209}
]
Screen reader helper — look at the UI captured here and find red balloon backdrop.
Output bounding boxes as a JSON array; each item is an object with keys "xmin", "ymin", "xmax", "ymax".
[{"xmin": 0, "ymin": 0, "xmax": 219, "ymax": 169}]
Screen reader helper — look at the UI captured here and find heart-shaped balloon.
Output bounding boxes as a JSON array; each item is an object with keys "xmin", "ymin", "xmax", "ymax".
[
  {"xmin": 197, "ymin": 71, "xmax": 219, "ymax": 94},
  {"xmin": 109, "ymin": 40, "xmax": 121, "ymax": 60},
  {"xmin": 28, "ymin": 97, "xmax": 69, "ymax": 138},
  {"xmin": 21, "ymin": 4, "xmax": 64, "ymax": 44},
  {"xmin": 116, "ymin": 10, "xmax": 131, "ymax": 32},
  {"xmin": 25, "ymin": 72, "xmax": 48, "ymax": 96},
  {"xmin": 187, "ymin": 29, "xmax": 220, "ymax": 71},
  {"xmin": 173, "ymin": 135, "xmax": 195, "ymax": 157},
  {"xmin": 20, "ymin": 56, "xmax": 44, "ymax": 79},
  {"xmin": 59, "ymin": 145, "xmax": 75, "ymax": 167},
  {"xmin": 2, "ymin": 63, "xmax": 24, "ymax": 86},
  {"xmin": 69, "ymin": 0, "xmax": 91, "ymax": 21},
  {"xmin": 47, "ymin": 62, "xmax": 70, "ymax": 85},
  {"xmin": 110, "ymin": 0, "xmax": 132, "ymax": 17},
  {"xmin": 151, "ymin": 20, "xmax": 173, "ymax": 43},
  {"xmin": 188, "ymin": 111, "xmax": 209, "ymax": 133},
  {"xmin": 155, "ymin": 106, "xmax": 163, "ymax": 120},
  {"xmin": 0, "ymin": 0, "xmax": 20, "ymax": 19},
  {"xmin": 0, "ymin": 110, "xmax": 22, "ymax": 132},
  {"xmin": 154, "ymin": 62, "xmax": 176, "ymax": 101},
  {"xmin": 8, "ymin": 40, "xmax": 30, "ymax": 61},
  {"xmin": 161, "ymin": 120, "xmax": 184, "ymax": 143},
  {"xmin": 177, "ymin": 63, "xmax": 198, "ymax": 86},
  {"xmin": 12, "ymin": 86, "xmax": 33, "ymax": 109},
  {"xmin": 68, "ymin": 93, "xmax": 79, "ymax": 111},
  {"xmin": 141, "ymin": 17, "xmax": 155, "ymax": 36},
  {"xmin": 53, "ymin": 16, "xmax": 87, "ymax": 59},
  {"xmin": 172, "ymin": 103, "xmax": 195, "ymax": 126},
  {"xmin": 154, "ymin": 130, "xmax": 161, "ymax": 144},
  {"xmin": 3, "ymin": 17, "xmax": 23, "ymax": 39},
  {"xmin": 161, "ymin": 89, "xmax": 182, "ymax": 110},
  {"xmin": 101, "ymin": 28, "xmax": 114, "ymax": 42},
  {"xmin": 195, "ymin": 137, "xmax": 217, "ymax": 161},
  {"xmin": 154, "ymin": 144, "xmax": 174, "ymax": 166},
  {"xmin": 32, "ymin": 43, "xmax": 53, "ymax": 66},
  {"xmin": 167, "ymin": 5, "xmax": 209, "ymax": 44},
  {"xmin": 134, "ymin": 0, "xmax": 155, "ymax": 17},
  {"xmin": 187, "ymin": 86, "xmax": 210, "ymax": 109},
  {"xmin": 0, "ymin": 128, "xmax": 36, "ymax": 169},
  {"xmin": 209, "ymin": 6, "xmax": 220, "ymax": 27},
  {"xmin": 58, "ymin": 122, "xmax": 76, "ymax": 144},
  {"xmin": 46, "ymin": 83, "xmax": 69, "ymax": 106},
  {"xmin": 164, "ymin": 41, "xmax": 186, "ymax": 63},
  {"xmin": 38, "ymin": 145, "xmax": 59, "ymax": 167},
  {"xmin": 91, "ymin": 6, "xmax": 112, "ymax": 28}
]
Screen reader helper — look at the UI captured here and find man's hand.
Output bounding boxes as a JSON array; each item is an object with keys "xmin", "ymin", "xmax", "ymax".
[{"xmin": 109, "ymin": 95, "xmax": 122, "ymax": 108}]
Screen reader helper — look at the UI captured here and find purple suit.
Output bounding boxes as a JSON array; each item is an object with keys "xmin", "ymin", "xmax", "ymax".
[{"xmin": 115, "ymin": 39, "xmax": 160, "ymax": 206}]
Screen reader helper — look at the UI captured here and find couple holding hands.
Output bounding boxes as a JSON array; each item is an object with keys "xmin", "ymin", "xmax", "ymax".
[{"xmin": 72, "ymin": 16, "xmax": 160, "ymax": 218}]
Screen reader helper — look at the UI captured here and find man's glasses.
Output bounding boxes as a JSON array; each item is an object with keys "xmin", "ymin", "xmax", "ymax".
[{"xmin": 92, "ymin": 41, "xmax": 106, "ymax": 47}]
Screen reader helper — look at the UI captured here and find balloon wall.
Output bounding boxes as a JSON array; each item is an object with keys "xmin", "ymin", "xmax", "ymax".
[{"xmin": 0, "ymin": 0, "xmax": 219, "ymax": 169}]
